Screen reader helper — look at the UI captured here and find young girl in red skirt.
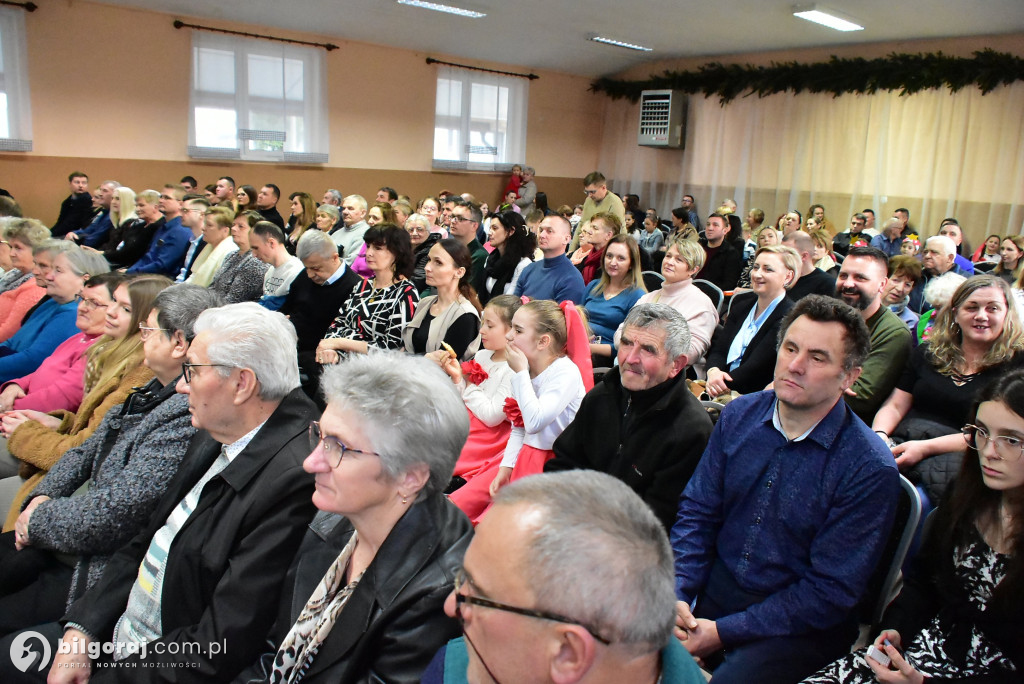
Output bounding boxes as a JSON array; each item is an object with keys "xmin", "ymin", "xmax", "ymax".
[
  {"xmin": 430, "ymin": 295, "xmax": 522, "ymax": 523},
  {"xmin": 489, "ymin": 299, "xmax": 592, "ymax": 498}
]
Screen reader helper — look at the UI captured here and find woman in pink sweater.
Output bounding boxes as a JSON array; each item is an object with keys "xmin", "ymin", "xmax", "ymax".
[{"xmin": 0, "ymin": 273, "xmax": 124, "ymax": 414}]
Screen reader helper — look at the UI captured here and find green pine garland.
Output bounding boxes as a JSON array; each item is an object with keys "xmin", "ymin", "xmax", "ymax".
[{"xmin": 590, "ymin": 49, "xmax": 1024, "ymax": 104}]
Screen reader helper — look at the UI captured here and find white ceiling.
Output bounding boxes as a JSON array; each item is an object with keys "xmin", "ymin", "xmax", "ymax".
[{"xmin": 97, "ymin": 0, "xmax": 1024, "ymax": 77}]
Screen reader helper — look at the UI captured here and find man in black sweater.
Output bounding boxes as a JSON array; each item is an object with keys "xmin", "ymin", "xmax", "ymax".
[
  {"xmin": 279, "ymin": 229, "xmax": 361, "ymax": 403},
  {"xmin": 256, "ymin": 184, "xmax": 286, "ymax": 231},
  {"xmin": 546, "ymin": 303, "xmax": 713, "ymax": 531},
  {"xmin": 783, "ymin": 230, "xmax": 836, "ymax": 301},
  {"xmin": 51, "ymin": 171, "xmax": 93, "ymax": 237},
  {"xmin": 698, "ymin": 213, "xmax": 743, "ymax": 291}
]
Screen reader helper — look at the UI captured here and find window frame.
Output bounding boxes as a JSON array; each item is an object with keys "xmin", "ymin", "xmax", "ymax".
[
  {"xmin": 188, "ymin": 31, "xmax": 328, "ymax": 164},
  {"xmin": 0, "ymin": 7, "xmax": 33, "ymax": 152}
]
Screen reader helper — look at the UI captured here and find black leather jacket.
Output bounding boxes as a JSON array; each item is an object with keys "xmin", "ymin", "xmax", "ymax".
[{"xmin": 236, "ymin": 492, "xmax": 473, "ymax": 684}]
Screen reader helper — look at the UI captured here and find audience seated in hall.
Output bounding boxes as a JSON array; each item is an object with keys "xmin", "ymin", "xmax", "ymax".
[
  {"xmin": 65, "ymin": 180, "xmax": 119, "ymax": 248},
  {"xmin": 883, "ymin": 254, "xmax": 924, "ymax": 329},
  {"xmin": 126, "ymin": 184, "xmax": 191, "ymax": 277},
  {"xmin": 514, "ymin": 215, "xmax": 586, "ymax": 304},
  {"xmin": 50, "ymin": 172, "xmax": 93, "ymax": 238},
  {"xmin": 185, "ymin": 205, "xmax": 238, "ymax": 287},
  {"xmin": 582, "ymin": 233, "xmax": 646, "ymax": 365},
  {"xmin": 208, "ymin": 210, "xmax": 269, "ymax": 304},
  {"xmin": 39, "ymin": 304, "xmax": 318, "ymax": 682},
  {"xmin": 698, "ymin": 213, "xmax": 743, "ymax": 292},
  {"xmin": 255, "ymin": 183, "xmax": 286, "ymax": 231},
  {"xmin": 782, "ymin": 230, "xmax": 836, "ymax": 302},
  {"xmin": 0, "ymin": 285, "xmax": 221, "ymax": 643},
  {"xmin": 0, "ymin": 275, "xmax": 167, "ymax": 529},
  {"xmin": 173, "ymin": 195, "xmax": 209, "ymax": 283}
]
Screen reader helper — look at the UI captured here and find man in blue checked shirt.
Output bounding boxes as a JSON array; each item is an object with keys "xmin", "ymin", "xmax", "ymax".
[{"xmin": 671, "ymin": 295, "xmax": 899, "ymax": 684}]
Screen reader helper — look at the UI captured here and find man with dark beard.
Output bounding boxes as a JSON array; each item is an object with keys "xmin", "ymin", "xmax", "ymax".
[{"xmin": 834, "ymin": 246, "xmax": 911, "ymax": 423}]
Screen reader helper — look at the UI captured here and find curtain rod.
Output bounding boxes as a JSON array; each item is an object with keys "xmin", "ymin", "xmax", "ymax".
[
  {"xmin": 173, "ymin": 20, "xmax": 338, "ymax": 51},
  {"xmin": 426, "ymin": 57, "xmax": 538, "ymax": 80},
  {"xmin": 0, "ymin": 1, "xmax": 37, "ymax": 11}
]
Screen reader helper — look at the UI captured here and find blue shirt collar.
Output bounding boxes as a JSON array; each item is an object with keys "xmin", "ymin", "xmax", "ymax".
[{"xmin": 763, "ymin": 392, "xmax": 847, "ymax": 449}]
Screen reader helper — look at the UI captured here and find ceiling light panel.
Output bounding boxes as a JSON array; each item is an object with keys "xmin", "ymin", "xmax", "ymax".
[
  {"xmin": 793, "ymin": 5, "xmax": 864, "ymax": 32},
  {"xmin": 396, "ymin": 0, "xmax": 486, "ymax": 18}
]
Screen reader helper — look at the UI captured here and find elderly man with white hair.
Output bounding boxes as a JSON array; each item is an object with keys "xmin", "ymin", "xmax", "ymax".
[
  {"xmin": 422, "ymin": 470, "xmax": 706, "ymax": 684},
  {"xmin": 333, "ymin": 194, "xmax": 370, "ymax": 265},
  {"xmin": 48, "ymin": 303, "xmax": 319, "ymax": 683},
  {"xmin": 908, "ymin": 234, "xmax": 971, "ymax": 312}
]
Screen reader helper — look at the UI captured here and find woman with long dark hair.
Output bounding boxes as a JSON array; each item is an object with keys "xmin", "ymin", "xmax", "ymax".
[
  {"xmin": 481, "ymin": 211, "xmax": 535, "ymax": 305},
  {"xmin": 805, "ymin": 370, "xmax": 1024, "ymax": 683},
  {"xmin": 403, "ymin": 238, "xmax": 481, "ymax": 360}
]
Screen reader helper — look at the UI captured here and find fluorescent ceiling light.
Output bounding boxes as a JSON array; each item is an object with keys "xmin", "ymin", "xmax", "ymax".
[
  {"xmin": 588, "ymin": 35, "xmax": 653, "ymax": 52},
  {"xmin": 793, "ymin": 5, "xmax": 864, "ymax": 32},
  {"xmin": 396, "ymin": 0, "xmax": 486, "ymax": 18}
]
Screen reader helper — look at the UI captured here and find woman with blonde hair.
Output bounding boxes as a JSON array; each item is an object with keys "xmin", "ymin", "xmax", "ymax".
[
  {"xmin": 811, "ymin": 228, "xmax": 838, "ymax": 275},
  {"xmin": 0, "ymin": 275, "xmax": 170, "ymax": 528},
  {"xmin": 584, "ymin": 234, "xmax": 646, "ymax": 364},
  {"xmin": 873, "ymin": 274, "xmax": 1024, "ymax": 502},
  {"xmin": 705, "ymin": 245, "xmax": 799, "ymax": 397}
]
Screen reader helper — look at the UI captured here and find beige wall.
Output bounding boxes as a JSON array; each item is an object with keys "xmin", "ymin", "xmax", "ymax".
[
  {"xmin": 598, "ymin": 33, "xmax": 1024, "ymax": 244},
  {"xmin": 1, "ymin": 1, "xmax": 603, "ymax": 223}
]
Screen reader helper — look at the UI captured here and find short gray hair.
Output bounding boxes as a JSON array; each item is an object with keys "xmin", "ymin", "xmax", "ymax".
[
  {"xmin": 495, "ymin": 471, "xmax": 675, "ymax": 650},
  {"xmin": 924, "ymin": 271, "xmax": 967, "ymax": 310},
  {"xmin": 154, "ymin": 284, "xmax": 226, "ymax": 342},
  {"xmin": 324, "ymin": 189, "xmax": 342, "ymax": 204},
  {"xmin": 192, "ymin": 303, "xmax": 300, "ymax": 400},
  {"xmin": 316, "ymin": 204, "xmax": 340, "ymax": 222},
  {"xmin": 296, "ymin": 229, "xmax": 340, "ymax": 261},
  {"xmin": 62, "ymin": 243, "xmax": 110, "ymax": 277},
  {"xmin": 34, "ymin": 238, "xmax": 74, "ymax": 257},
  {"xmin": 404, "ymin": 213, "xmax": 431, "ymax": 231},
  {"xmin": 925, "ymin": 234, "xmax": 957, "ymax": 257},
  {"xmin": 344, "ymin": 194, "xmax": 368, "ymax": 213},
  {"xmin": 621, "ymin": 303, "xmax": 691, "ymax": 361},
  {"xmin": 524, "ymin": 166, "xmax": 535, "ymax": 175},
  {"xmin": 320, "ymin": 351, "xmax": 468, "ymax": 499}
]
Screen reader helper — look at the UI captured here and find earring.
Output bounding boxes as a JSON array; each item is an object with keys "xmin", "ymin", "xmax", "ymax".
[{"xmin": 401, "ymin": 495, "xmax": 408, "ymax": 504}]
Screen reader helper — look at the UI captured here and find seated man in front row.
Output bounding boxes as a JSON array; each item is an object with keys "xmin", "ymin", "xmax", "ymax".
[
  {"xmin": 546, "ymin": 303, "xmax": 713, "ymax": 531},
  {"xmin": 423, "ymin": 470, "xmax": 706, "ymax": 684},
  {"xmin": 47, "ymin": 303, "xmax": 318, "ymax": 682},
  {"xmin": 672, "ymin": 295, "xmax": 899, "ymax": 683}
]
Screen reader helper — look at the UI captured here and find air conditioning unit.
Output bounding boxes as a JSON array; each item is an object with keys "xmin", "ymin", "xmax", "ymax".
[{"xmin": 638, "ymin": 90, "xmax": 686, "ymax": 149}]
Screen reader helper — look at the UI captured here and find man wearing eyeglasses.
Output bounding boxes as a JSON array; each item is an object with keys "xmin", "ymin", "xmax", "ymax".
[
  {"xmin": 49, "ymin": 303, "xmax": 318, "ymax": 682},
  {"xmin": 569, "ymin": 171, "xmax": 625, "ymax": 252},
  {"xmin": 422, "ymin": 470, "xmax": 706, "ymax": 684},
  {"xmin": 449, "ymin": 200, "xmax": 489, "ymax": 291},
  {"xmin": 174, "ymin": 196, "xmax": 211, "ymax": 283},
  {"xmin": 127, "ymin": 184, "xmax": 192, "ymax": 277}
]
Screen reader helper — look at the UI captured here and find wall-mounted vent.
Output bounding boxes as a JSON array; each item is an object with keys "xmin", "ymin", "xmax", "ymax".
[{"xmin": 638, "ymin": 89, "xmax": 686, "ymax": 148}]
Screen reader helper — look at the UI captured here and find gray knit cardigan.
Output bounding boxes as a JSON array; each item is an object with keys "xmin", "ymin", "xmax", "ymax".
[{"xmin": 25, "ymin": 384, "xmax": 196, "ymax": 607}]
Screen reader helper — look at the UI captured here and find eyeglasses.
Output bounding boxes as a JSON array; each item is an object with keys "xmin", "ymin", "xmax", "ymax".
[
  {"xmin": 308, "ymin": 421, "xmax": 380, "ymax": 468},
  {"xmin": 181, "ymin": 362, "xmax": 231, "ymax": 383},
  {"xmin": 138, "ymin": 323, "xmax": 170, "ymax": 341},
  {"xmin": 406, "ymin": 225, "xmax": 429, "ymax": 234},
  {"xmin": 453, "ymin": 568, "xmax": 610, "ymax": 644},
  {"xmin": 962, "ymin": 424, "xmax": 1024, "ymax": 461},
  {"xmin": 583, "ymin": 188, "xmax": 599, "ymax": 196},
  {"xmin": 76, "ymin": 294, "xmax": 108, "ymax": 310},
  {"xmin": 450, "ymin": 215, "xmax": 475, "ymax": 224}
]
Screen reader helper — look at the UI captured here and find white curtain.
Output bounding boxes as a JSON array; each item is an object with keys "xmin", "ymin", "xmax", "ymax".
[
  {"xmin": 189, "ymin": 31, "xmax": 329, "ymax": 163},
  {"xmin": 433, "ymin": 65, "xmax": 528, "ymax": 171},
  {"xmin": 0, "ymin": 7, "xmax": 32, "ymax": 151},
  {"xmin": 599, "ymin": 83, "xmax": 1024, "ymax": 244}
]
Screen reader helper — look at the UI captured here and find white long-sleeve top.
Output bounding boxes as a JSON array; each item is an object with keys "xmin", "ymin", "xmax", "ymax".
[
  {"xmin": 501, "ymin": 356, "xmax": 585, "ymax": 468},
  {"xmin": 459, "ymin": 349, "xmax": 516, "ymax": 427}
]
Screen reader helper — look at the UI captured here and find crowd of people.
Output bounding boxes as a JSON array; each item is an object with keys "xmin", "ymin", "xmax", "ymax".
[{"xmin": 0, "ymin": 166, "xmax": 1018, "ymax": 683}]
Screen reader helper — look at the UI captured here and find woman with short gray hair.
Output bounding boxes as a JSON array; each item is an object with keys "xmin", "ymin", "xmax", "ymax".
[
  {"xmin": 237, "ymin": 351, "xmax": 472, "ymax": 683},
  {"xmin": 0, "ymin": 222, "xmax": 53, "ymax": 341}
]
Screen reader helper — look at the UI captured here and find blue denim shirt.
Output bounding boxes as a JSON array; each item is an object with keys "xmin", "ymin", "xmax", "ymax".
[
  {"xmin": 127, "ymin": 216, "xmax": 192, "ymax": 276},
  {"xmin": 672, "ymin": 390, "xmax": 899, "ymax": 646}
]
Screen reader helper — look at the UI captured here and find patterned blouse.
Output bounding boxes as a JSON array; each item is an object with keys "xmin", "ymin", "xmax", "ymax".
[
  {"xmin": 210, "ymin": 251, "xmax": 269, "ymax": 304},
  {"xmin": 325, "ymin": 278, "xmax": 419, "ymax": 350}
]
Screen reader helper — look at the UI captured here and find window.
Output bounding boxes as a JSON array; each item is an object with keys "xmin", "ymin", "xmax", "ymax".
[
  {"xmin": 188, "ymin": 31, "xmax": 328, "ymax": 163},
  {"xmin": 433, "ymin": 66, "xmax": 527, "ymax": 172},
  {"xmin": 0, "ymin": 8, "xmax": 32, "ymax": 152}
]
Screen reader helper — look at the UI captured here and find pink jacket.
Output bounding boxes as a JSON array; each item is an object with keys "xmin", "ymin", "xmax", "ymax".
[
  {"xmin": 0, "ymin": 281, "xmax": 46, "ymax": 343},
  {"xmin": 3, "ymin": 332, "xmax": 100, "ymax": 413}
]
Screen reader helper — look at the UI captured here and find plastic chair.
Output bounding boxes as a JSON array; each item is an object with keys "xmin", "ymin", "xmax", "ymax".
[
  {"xmin": 725, "ymin": 290, "xmax": 756, "ymax": 323},
  {"xmin": 858, "ymin": 474, "xmax": 922, "ymax": 633},
  {"xmin": 642, "ymin": 270, "xmax": 665, "ymax": 292},
  {"xmin": 692, "ymin": 279, "xmax": 725, "ymax": 316}
]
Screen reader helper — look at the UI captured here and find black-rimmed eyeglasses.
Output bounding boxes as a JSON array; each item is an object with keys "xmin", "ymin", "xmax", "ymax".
[
  {"xmin": 453, "ymin": 568, "xmax": 610, "ymax": 644},
  {"xmin": 181, "ymin": 362, "xmax": 231, "ymax": 383}
]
